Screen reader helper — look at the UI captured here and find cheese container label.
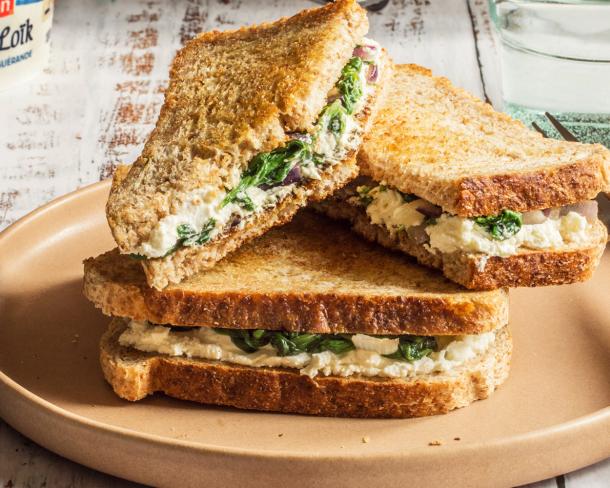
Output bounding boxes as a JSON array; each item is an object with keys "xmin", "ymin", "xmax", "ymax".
[{"xmin": 0, "ymin": 0, "xmax": 53, "ymax": 90}]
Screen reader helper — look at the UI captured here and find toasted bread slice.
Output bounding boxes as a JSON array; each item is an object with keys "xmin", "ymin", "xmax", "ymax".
[
  {"xmin": 316, "ymin": 191, "xmax": 607, "ymax": 290},
  {"xmin": 100, "ymin": 318, "xmax": 512, "ymax": 418},
  {"xmin": 359, "ymin": 64, "xmax": 610, "ymax": 218},
  {"xmin": 84, "ymin": 211, "xmax": 508, "ymax": 335},
  {"xmin": 106, "ymin": 0, "xmax": 386, "ymax": 290}
]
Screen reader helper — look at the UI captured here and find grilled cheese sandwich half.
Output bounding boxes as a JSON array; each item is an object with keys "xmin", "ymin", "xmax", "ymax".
[
  {"xmin": 106, "ymin": 0, "xmax": 391, "ymax": 289},
  {"xmin": 318, "ymin": 64, "xmax": 608, "ymax": 290}
]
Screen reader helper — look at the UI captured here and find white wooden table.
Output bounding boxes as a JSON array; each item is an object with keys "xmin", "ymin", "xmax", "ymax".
[{"xmin": 0, "ymin": 1, "xmax": 607, "ymax": 486}]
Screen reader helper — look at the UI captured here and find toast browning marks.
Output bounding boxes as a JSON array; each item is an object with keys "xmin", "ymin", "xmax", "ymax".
[
  {"xmin": 101, "ymin": 318, "xmax": 512, "ymax": 418},
  {"xmin": 107, "ymin": 0, "xmax": 368, "ymax": 256},
  {"xmin": 83, "ymin": 212, "xmax": 509, "ymax": 335},
  {"xmin": 137, "ymin": 47, "xmax": 389, "ymax": 289},
  {"xmin": 359, "ymin": 64, "xmax": 610, "ymax": 217}
]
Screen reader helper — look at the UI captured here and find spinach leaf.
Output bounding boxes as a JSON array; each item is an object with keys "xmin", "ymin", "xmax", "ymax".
[
  {"xmin": 356, "ymin": 185, "xmax": 373, "ymax": 206},
  {"xmin": 223, "ymin": 140, "xmax": 312, "ymax": 208},
  {"xmin": 270, "ymin": 333, "xmax": 301, "ymax": 356},
  {"xmin": 212, "ymin": 328, "xmax": 434, "ymax": 362},
  {"xmin": 383, "ymin": 336, "xmax": 437, "ymax": 362},
  {"xmin": 270, "ymin": 332, "xmax": 354, "ymax": 356},
  {"xmin": 214, "ymin": 329, "xmax": 355, "ymax": 357},
  {"xmin": 474, "ymin": 209, "xmax": 522, "ymax": 241},
  {"xmin": 318, "ymin": 99, "xmax": 347, "ymax": 137},
  {"xmin": 289, "ymin": 333, "xmax": 324, "ymax": 352},
  {"xmin": 234, "ymin": 193, "xmax": 255, "ymax": 212},
  {"xmin": 337, "ymin": 57, "xmax": 364, "ymax": 114},
  {"xmin": 400, "ymin": 191, "xmax": 418, "ymax": 203},
  {"xmin": 214, "ymin": 328, "xmax": 271, "ymax": 353},
  {"xmin": 177, "ymin": 218, "xmax": 217, "ymax": 247},
  {"xmin": 313, "ymin": 337, "xmax": 355, "ymax": 355},
  {"xmin": 129, "ymin": 218, "xmax": 216, "ymax": 261}
]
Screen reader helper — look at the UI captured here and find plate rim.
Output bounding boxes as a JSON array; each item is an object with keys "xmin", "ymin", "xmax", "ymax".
[
  {"xmin": 3, "ymin": 360, "xmax": 608, "ymax": 461},
  {"xmin": 1, "ymin": 180, "xmax": 609, "ymax": 468}
]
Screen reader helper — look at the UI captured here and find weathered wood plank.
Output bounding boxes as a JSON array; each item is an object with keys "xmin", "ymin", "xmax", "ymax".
[
  {"xmin": 467, "ymin": 0, "xmax": 503, "ymax": 108},
  {"xmin": 369, "ymin": 0, "xmax": 485, "ymax": 96},
  {"xmin": 0, "ymin": 419, "xmax": 143, "ymax": 487},
  {"xmin": 565, "ymin": 459, "xmax": 610, "ymax": 488}
]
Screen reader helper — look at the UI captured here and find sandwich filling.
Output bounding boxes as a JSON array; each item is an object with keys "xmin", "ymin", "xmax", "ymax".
[
  {"xmin": 119, "ymin": 320, "xmax": 497, "ymax": 379},
  {"xmin": 133, "ymin": 39, "xmax": 384, "ymax": 259},
  {"xmin": 351, "ymin": 183, "xmax": 599, "ymax": 259}
]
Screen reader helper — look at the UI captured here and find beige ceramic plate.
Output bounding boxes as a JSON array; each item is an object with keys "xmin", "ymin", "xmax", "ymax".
[{"xmin": 0, "ymin": 181, "xmax": 609, "ymax": 488}]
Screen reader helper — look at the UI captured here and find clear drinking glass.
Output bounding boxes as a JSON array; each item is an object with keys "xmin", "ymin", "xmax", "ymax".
[{"xmin": 488, "ymin": 0, "xmax": 610, "ymax": 146}]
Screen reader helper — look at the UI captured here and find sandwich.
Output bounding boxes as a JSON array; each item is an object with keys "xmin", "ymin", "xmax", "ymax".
[
  {"xmin": 317, "ymin": 64, "xmax": 609, "ymax": 290},
  {"xmin": 105, "ymin": 0, "xmax": 391, "ymax": 290},
  {"xmin": 84, "ymin": 211, "xmax": 511, "ymax": 418}
]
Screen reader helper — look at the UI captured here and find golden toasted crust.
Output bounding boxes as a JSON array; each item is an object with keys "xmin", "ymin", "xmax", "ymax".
[
  {"xmin": 359, "ymin": 64, "xmax": 610, "ymax": 217},
  {"xmin": 122, "ymin": 53, "xmax": 391, "ymax": 289},
  {"xmin": 84, "ymin": 211, "xmax": 509, "ymax": 336},
  {"xmin": 316, "ymin": 194, "xmax": 608, "ymax": 290},
  {"xmin": 106, "ymin": 0, "xmax": 368, "ymax": 253},
  {"xmin": 100, "ymin": 318, "xmax": 512, "ymax": 419}
]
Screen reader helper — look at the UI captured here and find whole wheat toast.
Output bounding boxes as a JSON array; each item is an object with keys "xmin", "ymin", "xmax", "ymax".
[
  {"xmin": 106, "ymin": 0, "xmax": 383, "ymax": 290},
  {"xmin": 316, "ymin": 190, "xmax": 607, "ymax": 290},
  {"xmin": 359, "ymin": 64, "xmax": 610, "ymax": 217},
  {"xmin": 100, "ymin": 318, "xmax": 512, "ymax": 418},
  {"xmin": 84, "ymin": 211, "xmax": 508, "ymax": 335}
]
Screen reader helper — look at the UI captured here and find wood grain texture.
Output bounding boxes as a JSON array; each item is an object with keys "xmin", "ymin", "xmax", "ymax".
[
  {"xmin": 0, "ymin": 420, "xmax": 143, "ymax": 487},
  {"xmin": 0, "ymin": 0, "xmax": 606, "ymax": 486}
]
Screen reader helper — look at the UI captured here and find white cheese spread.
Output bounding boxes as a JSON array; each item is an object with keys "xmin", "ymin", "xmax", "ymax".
[
  {"xmin": 119, "ymin": 320, "xmax": 497, "ymax": 379},
  {"xmin": 426, "ymin": 211, "xmax": 591, "ymax": 257},
  {"xmin": 359, "ymin": 184, "xmax": 595, "ymax": 258},
  {"xmin": 364, "ymin": 186, "xmax": 425, "ymax": 231},
  {"xmin": 136, "ymin": 183, "xmax": 295, "ymax": 258},
  {"xmin": 134, "ymin": 39, "xmax": 382, "ymax": 258},
  {"xmin": 312, "ymin": 111, "xmax": 361, "ymax": 163}
]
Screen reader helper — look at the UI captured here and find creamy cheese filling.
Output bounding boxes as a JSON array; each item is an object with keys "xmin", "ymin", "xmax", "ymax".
[
  {"xmin": 426, "ymin": 211, "xmax": 592, "ymax": 257},
  {"xmin": 138, "ymin": 184, "xmax": 295, "ymax": 258},
  {"xmin": 135, "ymin": 38, "xmax": 383, "ymax": 259},
  {"xmin": 356, "ymin": 184, "xmax": 595, "ymax": 258},
  {"xmin": 118, "ymin": 320, "xmax": 497, "ymax": 379}
]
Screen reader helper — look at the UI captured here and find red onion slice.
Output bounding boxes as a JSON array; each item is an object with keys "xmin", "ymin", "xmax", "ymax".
[
  {"xmin": 353, "ymin": 45, "xmax": 377, "ymax": 62},
  {"xmin": 259, "ymin": 165, "xmax": 301, "ymax": 191},
  {"xmin": 543, "ymin": 208, "xmax": 561, "ymax": 219},
  {"xmin": 290, "ymin": 133, "xmax": 311, "ymax": 143},
  {"xmin": 281, "ymin": 165, "xmax": 302, "ymax": 186},
  {"xmin": 561, "ymin": 201, "xmax": 598, "ymax": 222},
  {"xmin": 415, "ymin": 201, "xmax": 442, "ymax": 219},
  {"xmin": 367, "ymin": 64, "xmax": 378, "ymax": 83},
  {"xmin": 522, "ymin": 210, "xmax": 547, "ymax": 225},
  {"xmin": 407, "ymin": 224, "xmax": 430, "ymax": 244}
]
